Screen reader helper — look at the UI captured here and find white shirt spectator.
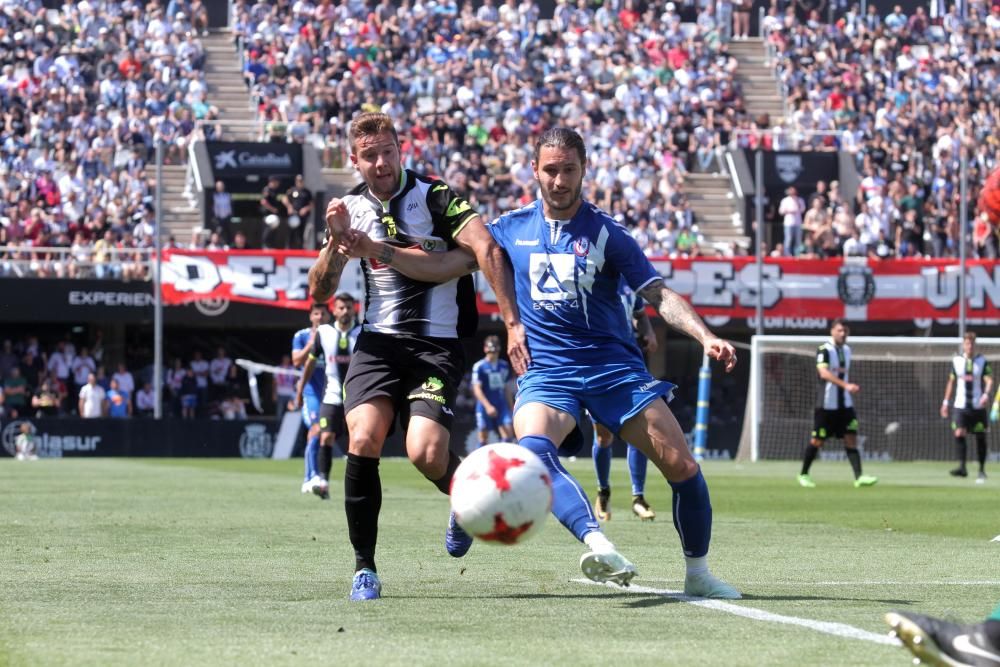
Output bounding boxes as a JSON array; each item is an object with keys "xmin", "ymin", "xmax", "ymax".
[
  {"xmin": 79, "ymin": 383, "xmax": 106, "ymax": 418},
  {"xmin": 113, "ymin": 370, "xmax": 135, "ymax": 395},
  {"xmin": 136, "ymin": 386, "xmax": 156, "ymax": 413},
  {"xmin": 779, "ymin": 194, "xmax": 805, "ymax": 228},
  {"xmin": 72, "ymin": 355, "xmax": 96, "ymax": 387},
  {"xmin": 48, "ymin": 351, "xmax": 72, "ymax": 381},
  {"xmin": 210, "ymin": 355, "xmax": 232, "ymax": 386},
  {"xmin": 191, "ymin": 358, "xmax": 210, "ymax": 388}
]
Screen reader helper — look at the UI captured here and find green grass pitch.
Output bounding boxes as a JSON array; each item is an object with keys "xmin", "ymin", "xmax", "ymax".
[{"xmin": 1, "ymin": 458, "xmax": 997, "ymax": 666}]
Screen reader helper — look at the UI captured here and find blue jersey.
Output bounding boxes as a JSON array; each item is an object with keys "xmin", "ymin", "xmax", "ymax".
[
  {"xmin": 472, "ymin": 357, "xmax": 511, "ymax": 410},
  {"xmin": 488, "ymin": 200, "xmax": 660, "ymax": 369},
  {"xmin": 292, "ymin": 328, "xmax": 325, "ymax": 399}
]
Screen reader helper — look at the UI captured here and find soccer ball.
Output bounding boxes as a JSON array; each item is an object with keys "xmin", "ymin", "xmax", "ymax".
[
  {"xmin": 450, "ymin": 443, "xmax": 552, "ymax": 545},
  {"xmin": 979, "ymin": 166, "xmax": 1000, "ymax": 226}
]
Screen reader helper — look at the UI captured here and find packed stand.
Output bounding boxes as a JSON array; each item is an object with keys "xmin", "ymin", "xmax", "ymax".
[
  {"xmin": 231, "ymin": 0, "xmax": 755, "ymax": 257},
  {"xmin": 0, "ymin": 0, "xmax": 213, "ymax": 277},
  {"xmin": 755, "ymin": 0, "xmax": 999, "ymax": 259}
]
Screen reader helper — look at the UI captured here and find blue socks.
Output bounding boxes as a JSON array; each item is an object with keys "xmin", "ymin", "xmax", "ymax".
[
  {"xmin": 520, "ymin": 435, "xmax": 599, "ymax": 542},
  {"xmin": 627, "ymin": 445, "xmax": 648, "ymax": 496},
  {"xmin": 592, "ymin": 437, "xmax": 611, "ymax": 489},
  {"xmin": 304, "ymin": 432, "xmax": 319, "ymax": 481},
  {"xmin": 668, "ymin": 468, "xmax": 712, "ymax": 558}
]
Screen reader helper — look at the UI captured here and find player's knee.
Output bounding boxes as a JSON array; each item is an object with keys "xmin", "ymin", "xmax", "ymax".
[
  {"xmin": 319, "ymin": 432, "xmax": 334, "ymax": 447},
  {"xmin": 348, "ymin": 430, "xmax": 384, "ymax": 457},
  {"xmin": 810, "ymin": 438, "xmax": 824, "ymax": 448}
]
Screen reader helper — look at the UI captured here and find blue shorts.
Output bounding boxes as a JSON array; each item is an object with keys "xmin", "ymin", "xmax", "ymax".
[
  {"xmin": 514, "ymin": 363, "xmax": 675, "ymax": 438},
  {"xmin": 301, "ymin": 394, "xmax": 321, "ymax": 428},
  {"xmin": 476, "ymin": 405, "xmax": 513, "ymax": 432}
]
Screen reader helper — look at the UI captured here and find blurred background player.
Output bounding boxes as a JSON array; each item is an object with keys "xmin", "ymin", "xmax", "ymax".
[
  {"xmin": 295, "ymin": 293, "xmax": 361, "ymax": 499},
  {"xmin": 593, "ymin": 283, "xmax": 658, "ymax": 522},
  {"xmin": 886, "ymin": 604, "xmax": 1000, "ymax": 667},
  {"xmin": 291, "ymin": 303, "xmax": 330, "ymax": 496},
  {"xmin": 471, "ymin": 335, "xmax": 514, "ymax": 447},
  {"xmin": 941, "ymin": 332, "xmax": 992, "ymax": 483},
  {"xmin": 14, "ymin": 422, "xmax": 37, "ymax": 461},
  {"xmin": 797, "ymin": 319, "xmax": 878, "ymax": 489}
]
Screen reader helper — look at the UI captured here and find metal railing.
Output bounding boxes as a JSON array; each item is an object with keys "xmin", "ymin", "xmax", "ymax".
[{"xmin": 0, "ymin": 246, "xmax": 155, "ymax": 280}]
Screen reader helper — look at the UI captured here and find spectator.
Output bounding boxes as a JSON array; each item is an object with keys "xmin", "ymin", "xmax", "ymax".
[
  {"xmin": 190, "ymin": 350, "xmax": 209, "ymax": 410},
  {"xmin": 283, "ymin": 174, "xmax": 313, "ymax": 249},
  {"xmin": 166, "ymin": 358, "xmax": 187, "ymax": 417},
  {"xmin": 779, "ymin": 187, "xmax": 805, "ymax": 256},
  {"xmin": 31, "ymin": 379, "xmax": 61, "ymax": 418},
  {"xmin": 212, "ymin": 180, "xmax": 234, "ymax": 244},
  {"xmin": 15, "ymin": 423, "xmax": 38, "ymax": 461},
  {"xmin": 112, "ymin": 363, "xmax": 135, "ymax": 397},
  {"xmin": 135, "ymin": 381, "xmax": 156, "ymax": 418},
  {"xmin": 4, "ymin": 367, "xmax": 27, "ymax": 418},
  {"xmin": 180, "ymin": 368, "xmax": 199, "ymax": 419},
  {"xmin": 106, "ymin": 378, "xmax": 131, "ymax": 418},
  {"xmin": 71, "ymin": 347, "xmax": 97, "ymax": 406},
  {"xmin": 209, "ymin": 346, "xmax": 232, "ymax": 403},
  {"xmin": 78, "ymin": 372, "xmax": 107, "ymax": 418},
  {"xmin": 260, "ymin": 175, "xmax": 284, "ymax": 249}
]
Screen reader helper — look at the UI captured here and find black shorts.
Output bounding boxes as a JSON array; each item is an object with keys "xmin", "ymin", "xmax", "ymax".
[
  {"xmin": 318, "ymin": 403, "xmax": 346, "ymax": 437},
  {"xmin": 344, "ymin": 331, "xmax": 465, "ymax": 431},
  {"xmin": 952, "ymin": 408, "xmax": 988, "ymax": 433},
  {"xmin": 812, "ymin": 407, "xmax": 858, "ymax": 441}
]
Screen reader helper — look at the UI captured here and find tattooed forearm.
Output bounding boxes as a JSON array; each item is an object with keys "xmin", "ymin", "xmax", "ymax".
[
  {"xmin": 309, "ymin": 248, "xmax": 347, "ymax": 303},
  {"xmin": 377, "ymin": 244, "xmax": 395, "ymax": 266},
  {"xmin": 639, "ymin": 280, "xmax": 712, "ymax": 343}
]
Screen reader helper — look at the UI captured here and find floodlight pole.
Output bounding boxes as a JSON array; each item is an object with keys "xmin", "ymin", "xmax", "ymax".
[{"xmin": 154, "ymin": 140, "xmax": 164, "ymax": 419}]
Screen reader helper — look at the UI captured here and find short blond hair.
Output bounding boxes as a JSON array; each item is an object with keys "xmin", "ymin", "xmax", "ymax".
[{"xmin": 348, "ymin": 112, "xmax": 399, "ymax": 154}]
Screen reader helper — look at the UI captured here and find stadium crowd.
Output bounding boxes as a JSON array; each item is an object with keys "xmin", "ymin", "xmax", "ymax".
[
  {"xmin": 0, "ymin": 332, "xmax": 248, "ymax": 420},
  {"xmin": 0, "ymin": 0, "xmax": 215, "ymax": 275},
  {"xmin": 0, "ymin": 0, "xmax": 995, "ymax": 269},
  {"xmin": 231, "ymin": 0, "xmax": 758, "ymax": 257},
  {"xmin": 757, "ymin": 0, "xmax": 999, "ymax": 259}
]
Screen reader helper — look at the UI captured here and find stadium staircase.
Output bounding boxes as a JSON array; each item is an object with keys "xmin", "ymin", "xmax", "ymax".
[
  {"xmin": 687, "ymin": 173, "xmax": 744, "ymax": 250},
  {"xmin": 158, "ymin": 32, "xmax": 261, "ymax": 243},
  {"xmin": 729, "ymin": 38, "xmax": 785, "ymax": 124}
]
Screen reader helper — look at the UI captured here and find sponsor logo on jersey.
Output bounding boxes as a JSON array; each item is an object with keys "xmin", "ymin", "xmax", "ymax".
[
  {"xmin": 515, "ymin": 238, "xmax": 540, "ymax": 246},
  {"xmin": 422, "ymin": 376, "xmax": 444, "ymax": 392}
]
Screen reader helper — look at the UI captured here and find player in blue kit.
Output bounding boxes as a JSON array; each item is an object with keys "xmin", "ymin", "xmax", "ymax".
[
  {"xmin": 471, "ymin": 335, "xmax": 514, "ymax": 447},
  {"xmin": 291, "ymin": 303, "xmax": 330, "ymax": 496},
  {"xmin": 592, "ymin": 283, "xmax": 658, "ymax": 522},
  {"xmin": 486, "ymin": 127, "xmax": 740, "ymax": 597}
]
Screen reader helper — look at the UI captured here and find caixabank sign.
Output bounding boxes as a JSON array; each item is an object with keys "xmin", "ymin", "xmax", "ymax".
[{"xmin": 0, "ymin": 419, "xmax": 280, "ymax": 458}]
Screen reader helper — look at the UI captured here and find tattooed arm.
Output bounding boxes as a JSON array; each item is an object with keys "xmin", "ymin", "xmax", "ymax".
[
  {"xmin": 338, "ymin": 229, "xmax": 479, "ymax": 283},
  {"xmin": 309, "ymin": 242, "xmax": 349, "ymax": 303},
  {"xmin": 639, "ymin": 278, "xmax": 738, "ymax": 372}
]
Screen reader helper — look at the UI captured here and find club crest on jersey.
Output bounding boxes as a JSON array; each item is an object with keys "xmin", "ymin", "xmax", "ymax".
[{"xmin": 573, "ymin": 238, "xmax": 590, "ymax": 257}]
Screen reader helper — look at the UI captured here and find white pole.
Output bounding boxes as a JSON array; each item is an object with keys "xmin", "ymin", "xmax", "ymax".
[
  {"xmin": 750, "ymin": 335, "xmax": 760, "ymax": 462},
  {"xmin": 959, "ymin": 150, "xmax": 968, "ymax": 340},
  {"xmin": 154, "ymin": 141, "xmax": 164, "ymax": 419},
  {"xmin": 755, "ymin": 150, "xmax": 765, "ymax": 336}
]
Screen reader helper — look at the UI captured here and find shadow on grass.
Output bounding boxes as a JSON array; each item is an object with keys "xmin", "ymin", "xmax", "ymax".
[{"xmin": 740, "ymin": 594, "xmax": 915, "ymax": 605}]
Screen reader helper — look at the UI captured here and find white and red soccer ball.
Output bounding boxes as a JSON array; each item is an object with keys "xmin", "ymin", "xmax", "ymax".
[{"xmin": 450, "ymin": 443, "xmax": 552, "ymax": 545}]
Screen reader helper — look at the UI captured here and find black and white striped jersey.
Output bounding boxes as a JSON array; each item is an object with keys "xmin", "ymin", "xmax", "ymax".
[
  {"xmin": 314, "ymin": 322, "xmax": 362, "ymax": 405},
  {"xmin": 816, "ymin": 340, "xmax": 852, "ymax": 410},
  {"xmin": 342, "ymin": 169, "xmax": 479, "ymax": 338},
  {"xmin": 949, "ymin": 354, "xmax": 992, "ymax": 410}
]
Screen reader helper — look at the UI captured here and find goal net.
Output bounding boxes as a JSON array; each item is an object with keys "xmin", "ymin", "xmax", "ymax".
[{"xmin": 737, "ymin": 336, "xmax": 1000, "ymax": 462}]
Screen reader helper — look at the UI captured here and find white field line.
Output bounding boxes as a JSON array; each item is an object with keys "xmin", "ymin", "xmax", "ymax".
[
  {"xmin": 572, "ymin": 579, "xmax": 900, "ymax": 647},
  {"xmin": 638, "ymin": 578, "xmax": 1000, "ymax": 587}
]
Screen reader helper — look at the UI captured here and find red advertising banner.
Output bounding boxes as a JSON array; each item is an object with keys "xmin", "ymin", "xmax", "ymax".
[{"xmin": 162, "ymin": 250, "xmax": 1000, "ymax": 324}]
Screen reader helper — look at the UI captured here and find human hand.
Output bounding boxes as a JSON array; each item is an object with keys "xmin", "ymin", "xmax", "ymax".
[
  {"xmin": 704, "ymin": 336, "xmax": 737, "ymax": 372},
  {"xmin": 324, "ymin": 198, "xmax": 349, "ymax": 243},
  {"xmin": 845, "ymin": 383, "xmax": 860, "ymax": 394},
  {"xmin": 506, "ymin": 323, "xmax": 531, "ymax": 376},
  {"xmin": 336, "ymin": 229, "xmax": 378, "ymax": 259}
]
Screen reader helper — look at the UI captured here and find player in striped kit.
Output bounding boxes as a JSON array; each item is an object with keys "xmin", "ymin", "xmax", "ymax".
[
  {"xmin": 295, "ymin": 293, "xmax": 362, "ymax": 499},
  {"xmin": 291, "ymin": 303, "xmax": 330, "ymax": 495},
  {"xmin": 797, "ymin": 319, "xmax": 878, "ymax": 488},
  {"xmin": 940, "ymin": 332, "xmax": 993, "ymax": 483}
]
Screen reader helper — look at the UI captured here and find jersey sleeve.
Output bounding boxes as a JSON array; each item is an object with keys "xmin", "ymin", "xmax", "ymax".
[
  {"xmin": 427, "ymin": 179, "xmax": 478, "ymax": 239},
  {"xmin": 949, "ymin": 359, "xmax": 957, "ymax": 380},
  {"xmin": 291, "ymin": 330, "xmax": 308, "ymax": 355},
  {"xmin": 816, "ymin": 346, "xmax": 830, "ymax": 369},
  {"xmin": 632, "ymin": 293, "xmax": 646, "ymax": 315},
  {"xmin": 984, "ymin": 358, "xmax": 993, "ymax": 377},
  {"xmin": 602, "ymin": 220, "xmax": 660, "ymax": 293},
  {"xmin": 471, "ymin": 361, "xmax": 485, "ymax": 386}
]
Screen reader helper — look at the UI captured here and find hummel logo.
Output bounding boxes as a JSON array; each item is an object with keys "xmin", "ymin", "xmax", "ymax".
[
  {"xmin": 515, "ymin": 239, "xmax": 539, "ymax": 246},
  {"xmin": 639, "ymin": 381, "xmax": 659, "ymax": 392},
  {"xmin": 442, "ymin": 406, "xmax": 454, "ymax": 416},
  {"xmin": 446, "ymin": 199, "xmax": 471, "ymax": 218},
  {"xmin": 952, "ymin": 634, "xmax": 1000, "ymax": 663}
]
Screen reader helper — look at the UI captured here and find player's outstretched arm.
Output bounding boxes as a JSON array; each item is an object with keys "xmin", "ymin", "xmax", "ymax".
[
  {"xmin": 639, "ymin": 278, "xmax": 736, "ymax": 372},
  {"xmin": 338, "ymin": 229, "xmax": 479, "ymax": 283},
  {"xmin": 292, "ymin": 355, "xmax": 317, "ymax": 410},
  {"xmin": 454, "ymin": 218, "xmax": 530, "ymax": 374}
]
